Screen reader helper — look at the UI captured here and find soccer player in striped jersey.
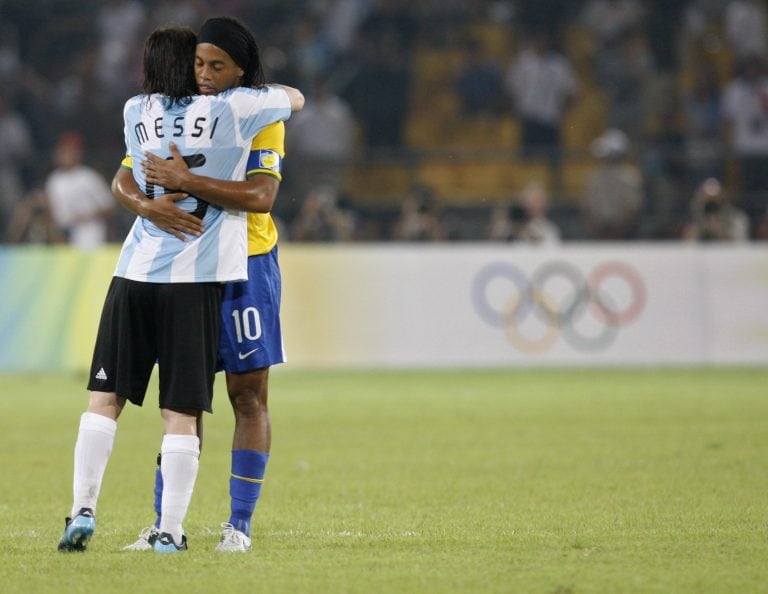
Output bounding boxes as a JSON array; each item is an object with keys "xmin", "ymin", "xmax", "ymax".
[
  {"xmin": 113, "ymin": 17, "xmax": 295, "ymax": 553},
  {"xmin": 57, "ymin": 24, "xmax": 304, "ymax": 554}
]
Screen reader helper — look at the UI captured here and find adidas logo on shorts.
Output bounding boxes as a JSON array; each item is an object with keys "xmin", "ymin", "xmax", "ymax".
[{"xmin": 95, "ymin": 368, "xmax": 107, "ymax": 381}]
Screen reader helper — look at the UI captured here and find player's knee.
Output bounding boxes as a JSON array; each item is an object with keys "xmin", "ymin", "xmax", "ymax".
[
  {"xmin": 227, "ymin": 368, "xmax": 270, "ymax": 417},
  {"xmin": 87, "ymin": 391, "xmax": 125, "ymax": 420},
  {"xmin": 229, "ymin": 384, "xmax": 267, "ymax": 417}
]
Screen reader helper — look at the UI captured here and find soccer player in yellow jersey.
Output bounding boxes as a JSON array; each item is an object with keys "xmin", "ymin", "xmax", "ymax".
[{"xmin": 113, "ymin": 16, "xmax": 292, "ymax": 552}]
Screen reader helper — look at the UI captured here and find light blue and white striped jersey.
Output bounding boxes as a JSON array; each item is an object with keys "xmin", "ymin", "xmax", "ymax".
[{"xmin": 115, "ymin": 86, "xmax": 292, "ymax": 283}]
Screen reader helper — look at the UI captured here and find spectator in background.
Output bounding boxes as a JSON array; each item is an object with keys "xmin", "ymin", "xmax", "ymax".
[
  {"xmin": 358, "ymin": 0, "xmax": 419, "ymax": 53},
  {"xmin": 342, "ymin": 0, "xmax": 416, "ymax": 151},
  {"xmin": 593, "ymin": 32, "xmax": 654, "ymax": 142},
  {"xmin": 293, "ymin": 15, "xmax": 334, "ymax": 86},
  {"xmin": 392, "ymin": 184, "xmax": 447, "ymax": 241},
  {"xmin": 722, "ymin": 55, "xmax": 768, "ymax": 234},
  {"xmin": 5, "ymin": 188, "xmax": 64, "ymax": 245},
  {"xmin": 505, "ymin": 30, "xmax": 578, "ymax": 180},
  {"xmin": 0, "ymin": 24, "xmax": 22, "ymax": 81},
  {"xmin": 285, "ymin": 76, "xmax": 357, "ymax": 211},
  {"xmin": 0, "ymin": 92, "xmax": 34, "ymax": 242},
  {"xmin": 644, "ymin": 0, "xmax": 684, "ymax": 76},
  {"xmin": 148, "ymin": 0, "xmax": 204, "ymax": 28},
  {"xmin": 485, "ymin": 202, "xmax": 517, "ymax": 241},
  {"xmin": 516, "ymin": 181, "xmax": 561, "ymax": 244},
  {"xmin": 45, "ymin": 132, "xmax": 115, "ymax": 249},
  {"xmin": 684, "ymin": 62, "xmax": 725, "ymax": 186},
  {"xmin": 684, "ymin": 0, "xmax": 728, "ymax": 43},
  {"xmin": 579, "ymin": 0, "xmax": 645, "ymax": 46},
  {"xmin": 94, "ymin": 0, "xmax": 147, "ymax": 104},
  {"xmin": 516, "ymin": 0, "xmax": 575, "ymax": 34},
  {"xmin": 724, "ymin": 0, "xmax": 768, "ymax": 61},
  {"xmin": 644, "ymin": 89, "xmax": 689, "ymax": 238},
  {"xmin": 682, "ymin": 177, "xmax": 749, "ymax": 241},
  {"xmin": 321, "ymin": 0, "xmax": 375, "ymax": 61},
  {"xmin": 290, "ymin": 185, "xmax": 356, "ymax": 242},
  {"xmin": 343, "ymin": 28, "xmax": 411, "ymax": 150},
  {"xmin": 407, "ymin": 0, "xmax": 480, "ymax": 43},
  {"xmin": 581, "ymin": 129, "xmax": 645, "ymax": 240},
  {"xmin": 484, "ymin": 181, "xmax": 561, "ymax": 244},
  {"xmin": 454, "ymin": 37, "xmax": 504, "ymax": 117}
]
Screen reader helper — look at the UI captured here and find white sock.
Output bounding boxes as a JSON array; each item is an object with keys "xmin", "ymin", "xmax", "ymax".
[
  {"xmin": 71, "ymin": 412, "xmax": 117, "ymax": 517},
  {"xmin": 159, "ymin": 434, "xmax": 200, "ymax": 544}
]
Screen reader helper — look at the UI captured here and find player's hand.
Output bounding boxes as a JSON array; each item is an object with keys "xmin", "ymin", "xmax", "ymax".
[
  {"xmin": 142, "ymin": 142, "xmax": 190, "ymax": 191},
  {"xmin": 142, "ymin": 192, "xmax": 204, "ymax": 241}
]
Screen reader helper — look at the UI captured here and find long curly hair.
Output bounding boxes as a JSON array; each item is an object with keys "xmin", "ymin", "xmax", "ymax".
[{"xmin": 141, "ymin": 25, "xmax": 198, "ymax": 108}]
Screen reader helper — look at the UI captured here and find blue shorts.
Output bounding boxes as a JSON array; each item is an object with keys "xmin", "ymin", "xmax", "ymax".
[{"xmin": 218, "ymin": 246, "xmax": 286, "ymax": 373}]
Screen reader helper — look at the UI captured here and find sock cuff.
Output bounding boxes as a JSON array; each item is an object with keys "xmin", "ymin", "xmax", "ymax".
[
  {"xmin": 161, "ymin": 434, "xmax": 200, "ymax": 457},
  {"xmin": 231, "ymin": 449, "xmax": 269, "ymax": 480},
  {"xmin": 81, "ymin": 412, "xmax": 117, "ymax": 435}
]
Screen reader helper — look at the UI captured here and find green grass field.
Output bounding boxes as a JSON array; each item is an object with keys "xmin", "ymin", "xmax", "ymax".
[{"xmin": 1, "ymin": 368, "xmax": 767, "ymax": 593}]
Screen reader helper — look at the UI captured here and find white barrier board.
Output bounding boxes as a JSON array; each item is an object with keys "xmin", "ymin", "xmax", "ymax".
[{"xmin": 279, "ymin": 244, "xmax": 768, "ymax": 367}]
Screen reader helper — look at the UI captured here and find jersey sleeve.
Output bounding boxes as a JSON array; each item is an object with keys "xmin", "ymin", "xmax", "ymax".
[
  {"xmin": 233, "ymin": 86, "xmax": 292, "ymax": 142},
  {"xmin": 245, "ymin": 121, "xmax": 286, "ymax": 181},
  {"xmin": 121, "ymin": 155, "xmax": 133, "ymax": 170}
]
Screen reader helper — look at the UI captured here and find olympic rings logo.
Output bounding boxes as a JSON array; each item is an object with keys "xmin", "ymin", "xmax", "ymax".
[{"xmin": 471, "ymin": 260, "xmax": 647, "ymax": 354}]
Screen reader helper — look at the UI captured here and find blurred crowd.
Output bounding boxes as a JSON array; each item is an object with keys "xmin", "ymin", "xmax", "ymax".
[{"xmin": 2, "ymin": 0, "xmax": 768, "ymax": 245}]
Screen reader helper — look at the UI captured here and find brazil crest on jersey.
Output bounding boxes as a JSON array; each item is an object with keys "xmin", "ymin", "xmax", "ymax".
[{"xmin": 115, "ymin": 86, "xmax": 291, "ymax": 283}]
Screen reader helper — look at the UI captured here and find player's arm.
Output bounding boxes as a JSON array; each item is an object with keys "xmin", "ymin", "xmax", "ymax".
[
  {"xmin": 143, "ymin": 143, "xmax": 278, "ymax": 213},
  {"xmin": 143, "ymin": 122, "xmax": 286, "ymax": 213},
  {"xmin": 271, "ymin": 83, "xmax": 304, "ymax": 112},
  {"xmin": 111, "ymin": 161, "xmax": 204, "ymax": 240}
]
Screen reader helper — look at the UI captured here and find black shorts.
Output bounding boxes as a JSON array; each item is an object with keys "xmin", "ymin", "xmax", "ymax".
[{"xmin": 87, "ymin": 277, "xmax": 221, "ymax": 412}]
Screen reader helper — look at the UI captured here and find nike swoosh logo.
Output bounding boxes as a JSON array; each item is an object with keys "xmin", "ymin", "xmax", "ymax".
[{"xmin": 238, "ymin": 348, "xmax": 259, "ymax": 360}]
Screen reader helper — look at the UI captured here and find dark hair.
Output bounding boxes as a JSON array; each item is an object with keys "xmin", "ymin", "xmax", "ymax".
[
  {"xmin": 141, "ymin": 25, "xmax": 198, "ymax": 108},
  {"xmin": 198, "ymin": 16, "xmax": 264, "ymax": 88}
]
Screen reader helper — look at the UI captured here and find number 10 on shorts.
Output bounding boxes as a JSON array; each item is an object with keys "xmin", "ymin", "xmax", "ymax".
[{"xmin": 231, "ymin": 307, "xmax": 262, "ymax": 343}]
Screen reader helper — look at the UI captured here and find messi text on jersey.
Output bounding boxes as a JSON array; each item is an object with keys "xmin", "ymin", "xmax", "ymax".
[{"xmin": 134, "ymin": 116, "xmax": 219, "ymax": 144}]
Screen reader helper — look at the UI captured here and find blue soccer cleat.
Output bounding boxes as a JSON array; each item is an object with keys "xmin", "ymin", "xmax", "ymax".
[
  {"xmin": 57, "ymin": 508, "xmax": 96, "ymax": 552},
  {"xmin": 153, "ymin": 532, "xmax": 188, "ymax": 553}
]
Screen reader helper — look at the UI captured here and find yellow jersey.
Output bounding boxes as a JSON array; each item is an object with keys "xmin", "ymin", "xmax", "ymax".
[{"xmin": 244, "ymin": 121, "xmax": 284, "ymax": 256}]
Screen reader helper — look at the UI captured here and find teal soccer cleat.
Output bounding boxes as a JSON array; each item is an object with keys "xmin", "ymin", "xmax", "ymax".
[
  {"xmin": 57, "ymin": 508, "xmax": 95, "ymax": 552},
  {"xmin": 153, "ymin": 532, "xmax": 188, "ymax": 553}
]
